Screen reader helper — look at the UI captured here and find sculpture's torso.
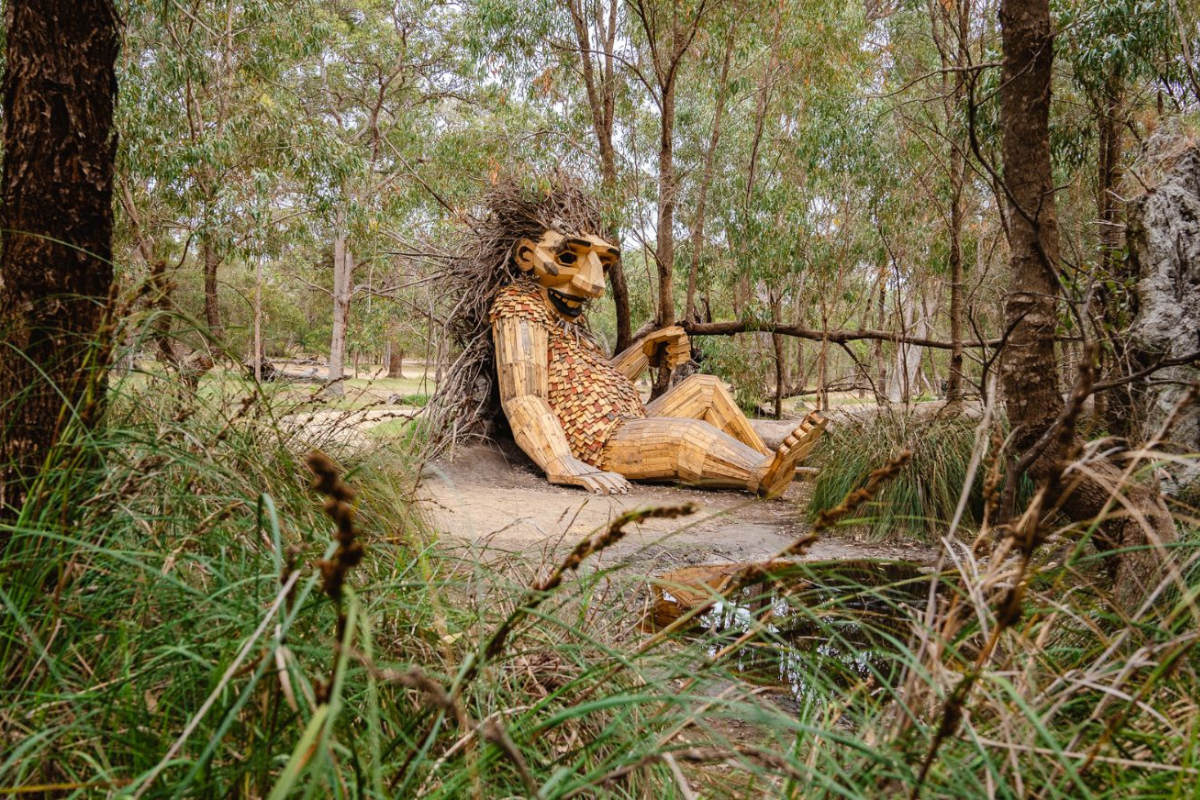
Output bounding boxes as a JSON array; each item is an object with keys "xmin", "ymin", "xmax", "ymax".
[{"xmin": 490, "ymin": 283, "xmax": 646, "ymax": 465}]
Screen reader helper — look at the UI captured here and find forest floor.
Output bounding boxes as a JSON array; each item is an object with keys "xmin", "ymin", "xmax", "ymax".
[
  {"xmin": 418, "ymin": 432, "xmax": 937, "ymax": 576},
  {"xmin": 265, "ymin": 359, "xmax": 940, "ymax": 576},
  {"xmin": 264, "ymin": 360, "xmax": 939, "ymax": 570}
]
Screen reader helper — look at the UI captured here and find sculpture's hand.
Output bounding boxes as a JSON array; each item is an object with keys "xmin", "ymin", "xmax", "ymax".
[
  {"xmin": 548, "ymin": 456, "xmax": 631, "ymax": 495},
  {"xmin": 641, "ymin": 325, "xmax": 691, "ymax": 370}
]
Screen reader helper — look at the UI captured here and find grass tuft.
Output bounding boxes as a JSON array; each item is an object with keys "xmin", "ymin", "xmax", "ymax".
[{"xmin": 807, "ymin": 408, "xmax": 1033, "ymax": 541}]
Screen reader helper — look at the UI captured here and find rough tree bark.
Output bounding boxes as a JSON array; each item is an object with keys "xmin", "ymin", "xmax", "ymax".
[
  {"xmin": 999, "ymin": 0, "xmax": 1174, "ymax": 600},
  {"xmin": 0, "ymin": 0, "xmax": 119, "ymax": 520},
  {"xmin": 1126, "ymin": 145, "xmax": 1200, "ymax": 495}
]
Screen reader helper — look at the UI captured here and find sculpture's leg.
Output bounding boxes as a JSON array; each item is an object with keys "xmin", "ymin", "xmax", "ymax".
[
  {"xmin": 644, "ymin": 374, "xmax": 770, "ymax": 455},
  {"xmin": 599, "ymin": 416, "xmax": 820, "ymax": 498}
]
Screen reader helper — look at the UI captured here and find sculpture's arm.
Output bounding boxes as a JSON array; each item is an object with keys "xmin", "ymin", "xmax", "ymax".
[
  {"xmin": 610, "ymin": 325, "xmax": 691, "ymax": 382},
  {"xmin": 609, "ymin": 340, "xmax": 650, "ymax": 383},
  {"xmin": 494, "ymin": 316, "xmax": 630, "ymax": 494}
]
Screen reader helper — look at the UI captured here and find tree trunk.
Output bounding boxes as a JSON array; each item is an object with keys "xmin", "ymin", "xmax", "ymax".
[
  {"xmin": 999, "ymin": 0, "xmax": 1067, "ymax": 457},
  {"xmin": 567, "ymin": 0, "xmax": 632, "ymax": 354},
  {"xmin": 1095, "ymin": 69, "xmax": 1130, "ymax": 431},
  {"xmin": 934, "ymin": 0, "xmax": 970, "ymax": 403},
  {"xmin": 606, "ymin": 247, "xmax": 633, "ymax": 355},
  {"xmin": 328, "ymin": 228, "xmax": 352, "ymax": 397},
  {"xmin": 203, "ymin": 238, "xmax": 224, "ymax": 340},
  {"xmin": 388, "ymin": 345, "xmax": 405, "ymax": 378},
  {"xmin": 999, "ymin": 0, "xmax": 1174, "ymax": 600},
  {"xmin": 253, "ymin": 255, "xmax": 262, "ymax": 382},
  {"xmin": 946, "ymin": 139, "xmax": 966, "ymax": 402},
  {"xmin": 888, "ymin": 297, "xmax": 928, "ymax": 403},
  {"xmin": 0, "ymin": 0, "xmax": 119, "ymax": 520},
  {"xmin": 874, "ymin": 263, "xmax": 888, "ymax": 402},
  {"xmin": 686, "ymin": 22, "xmax": 736, "ymax": 323},
  {"xmin": 649, "ymin": 53, "xmax": 679, "ymax": 400},
  {"xmin": 771, "ymin": 292, "xmax": 785, "ymax": 419}
]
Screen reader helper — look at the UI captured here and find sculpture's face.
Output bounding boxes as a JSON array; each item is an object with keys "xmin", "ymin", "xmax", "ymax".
[{"xmin": 514, "ymin": 230, "xmax": 619, "ymax": 321}]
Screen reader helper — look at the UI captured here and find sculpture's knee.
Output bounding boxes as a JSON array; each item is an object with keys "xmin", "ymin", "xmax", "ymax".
[
  {"xmin": 674, "ymin": 419, "xmax": 714, "ymax": 481},
  {"xmin": 686, "ymin": 374, "xmax": 721, "ymax": 392}
]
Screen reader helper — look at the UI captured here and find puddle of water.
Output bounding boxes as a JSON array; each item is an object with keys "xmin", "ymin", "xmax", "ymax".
[{"xmin": 647, "ymin": 559, "xmax": 931, "ymax": 701}]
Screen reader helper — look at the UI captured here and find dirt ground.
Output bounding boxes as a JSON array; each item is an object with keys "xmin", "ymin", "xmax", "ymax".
[
  {"xmin": 419, "ymin": 429, "xmax": 936, "ymax": 575},
  {"xmin": 268, "ymin": 361, "xmax": 941, "ymax": 572}
]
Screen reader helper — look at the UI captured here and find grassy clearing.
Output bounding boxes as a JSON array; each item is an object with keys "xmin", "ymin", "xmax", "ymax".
[{"xmin": 2, "ymin": 371, "xmax": 1198, "ymax": 797}]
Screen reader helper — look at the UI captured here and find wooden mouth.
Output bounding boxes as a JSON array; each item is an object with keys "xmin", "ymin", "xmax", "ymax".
[{"xmin": 548, "ymin": 288, "xmax": 585, "ymax": 318}]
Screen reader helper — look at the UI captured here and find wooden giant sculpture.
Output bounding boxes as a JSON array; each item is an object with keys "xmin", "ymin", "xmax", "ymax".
[{"xmin": 491, "ymin": 229, "xmax": 825, "ymax": 497}]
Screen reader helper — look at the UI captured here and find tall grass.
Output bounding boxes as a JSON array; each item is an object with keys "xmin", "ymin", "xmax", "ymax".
[
  {"xmin": 2, "ymin": 358, "xmax": 1198, "ymax": 797},
  {"xmin": 808, "ymin": 408, "xmax": 1035, "ymax": 541}
]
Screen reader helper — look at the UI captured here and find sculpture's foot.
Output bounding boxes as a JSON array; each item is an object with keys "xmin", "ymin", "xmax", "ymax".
[{"xmin": 755, "ymin": 412, "xmax": 827, "ymax": 499}]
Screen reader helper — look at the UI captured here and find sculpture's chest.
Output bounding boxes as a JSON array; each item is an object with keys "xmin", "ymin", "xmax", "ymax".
[
  {"xmin": 489, "ymin": 283, "xmax": 645, "ymax": 465},
  {"xmin": 545, "ymin": 323, "xmax": 646, "ymax": 464}
]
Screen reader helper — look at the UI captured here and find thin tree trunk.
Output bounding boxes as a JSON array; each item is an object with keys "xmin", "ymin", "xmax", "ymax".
[
  {"xmin": 744, "ymin": 2, "xmax": 784, "ymax": 205},
  {"xmin": 254, "ymin": 256, "xmax": 262, "ymax": 381},
  {"xmin": 632, "ymin": 0, "xmax": 708, "ymax": 399},
  {"xmin": 650, "ymin": 53, "xmax": 679, "ymax": 400},
  {"xmin": 931, "ymin": 0, "xmax": 970, "ymax": 402},
  {"xmin": 888, "ymin": 298, "xmax": 921, "ymax": 403},
  {"xmin": 771, "ymin": 292, "xmax": 785, "ymax": 419},
  {"xmin": 567, "ymin": 0, "xmax": 632, "ymax": 353},
  {"xmin": 999, "ymin": 0, "xmax": 1174, "ymax": 600},
  {"xmin": 686, "ymin": 21, "xmax": 736, "ymax": 323},
  {"xmin": 0, "ymin": 0, "xmax": 119, "ymax": 521},
  {"xmin": 328, "ymin": 227, "xmax": 352, "ymax": 396},
  {"xmin": 203, "ymin": 239, "xmax": 224, "ymax": 339},
  {"xmin": 874, "ymin": 264, "xmax": 888, "ymax": 403},
  {"xmin": 818, "ymin": 298, "xmax": 830, "ymax": 411},
  {"xmin": 1095, "ymin": 69, "xmax": 1129, "ymax": 430},
  {"xmin": 946, "ymin": 142, "xmax": 966, "ymax": 401}
]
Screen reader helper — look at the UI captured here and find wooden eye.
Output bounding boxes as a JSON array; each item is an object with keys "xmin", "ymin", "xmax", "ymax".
[{"xmin": 557, "ymin": 252, "xmax": 577, "ymax": 265}]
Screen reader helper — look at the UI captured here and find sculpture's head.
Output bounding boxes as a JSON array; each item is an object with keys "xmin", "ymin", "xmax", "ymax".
[{"xmin": 513, "ymin": 230, "xmax": 619, "ymax": 321}]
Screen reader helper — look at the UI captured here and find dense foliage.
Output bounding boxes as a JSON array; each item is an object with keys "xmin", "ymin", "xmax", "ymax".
[{"xmin": 106, "ymin": 0, "xmax": 1199, "ymax": 409}]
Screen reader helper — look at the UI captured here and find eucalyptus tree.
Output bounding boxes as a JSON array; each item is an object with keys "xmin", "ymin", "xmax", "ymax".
[
  {"xmin": 626, "ymin": 0, "xmax": 716, "ymax": 398},
  {"xmin": 890, "ymin": 0, "xmax": 991, "ymax": 402},
  {"xmin": 687, "ymin": 0, "xmax": 888, "ymax": 409},
  {"xmin": 116, "ymin": 0, "xmax": 317, "ymax": 345},
  {"xmin": 289, "ymin": 0, "xmax": 464, "ymax": 393},
  {"xmin": 560, "ymin": 0, "xmax": 637, "ymax": 351},
  {"xmin": 997, "ymin": 0, "xmax": 1176, "ymax": 599}
]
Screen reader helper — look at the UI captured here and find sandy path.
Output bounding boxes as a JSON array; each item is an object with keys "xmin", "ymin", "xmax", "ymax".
[{"xmin": 419, "ymin": 438, "xmax": 933, "ymax": 574}]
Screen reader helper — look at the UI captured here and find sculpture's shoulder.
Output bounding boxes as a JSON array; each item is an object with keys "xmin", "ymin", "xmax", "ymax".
[{"xmin": 489, "ymin": 282, "xmax": 549, "ymax": 326}]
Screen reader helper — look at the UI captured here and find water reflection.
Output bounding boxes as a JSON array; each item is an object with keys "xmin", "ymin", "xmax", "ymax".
[{"xmin": 648, "ymin": 559, "xmax": 932, "ymax": 702}]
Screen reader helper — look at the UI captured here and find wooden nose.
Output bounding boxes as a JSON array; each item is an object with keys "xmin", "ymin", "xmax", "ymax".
[{"xmin": 570, "ymin": 253, "xmax": 605, "ymax": 297}]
